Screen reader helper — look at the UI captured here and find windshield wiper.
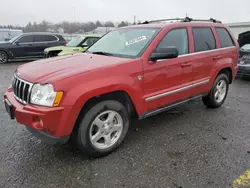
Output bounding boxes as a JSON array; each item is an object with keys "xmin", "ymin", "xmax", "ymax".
[{"xmin": 90, "ymin": 51, "xmax": 114, "ymax": 56}]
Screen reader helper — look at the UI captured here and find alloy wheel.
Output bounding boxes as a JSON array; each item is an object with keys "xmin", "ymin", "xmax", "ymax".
[
  {"xmin": 89, "ymin": 110, "xmax": 123, "ymax": 150},
  {"xmin": 0, "ymin": 52, "xmax": 8, "ymax": 63},
  {"xmin": 214, "ymin": 80, "xmax": 227, "ymax": 103}
]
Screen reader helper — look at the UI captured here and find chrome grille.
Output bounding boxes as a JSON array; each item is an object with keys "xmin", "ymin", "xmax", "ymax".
[
  {"xmin": 12, "ymin": 75, "xmax": 33, "ymax": 104},
  {"xmin": 241, "ymin": 55, "xmax": 250, "ymax": 61}
]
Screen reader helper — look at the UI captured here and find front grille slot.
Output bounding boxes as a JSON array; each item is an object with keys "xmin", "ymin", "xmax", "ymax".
[
  {"xmin": 12, "ymin": 75, "xmax": 33, "ymax": 104},
  {"xmin": 241, "ymin": 55, "xmax": 250, "ymax": 61}
]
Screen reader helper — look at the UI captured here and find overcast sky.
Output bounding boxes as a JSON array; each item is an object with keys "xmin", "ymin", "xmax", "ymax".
[{"xmin": 1, "ymin": 0, "xmax": 250, "ymax": 26}]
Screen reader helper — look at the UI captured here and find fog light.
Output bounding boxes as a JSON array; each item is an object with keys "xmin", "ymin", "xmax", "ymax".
[
  {"xmin": 7, "ymin": 85, "xmax": 13, "ymax": 92},
  {"xmin": 32, "ymin": 116, "xmax": 44, "ymax": 130}
]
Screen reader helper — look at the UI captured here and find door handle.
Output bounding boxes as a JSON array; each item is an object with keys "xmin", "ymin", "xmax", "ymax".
[
  {"xmin": 213, "ymin": 56, "xmax": 222, "ymax": 60},
  {"xmin": 28, "ymin": 44, "xmax": 32, "ymax": 46},
  {"xmin": 181, "ymin": 62, "xmax": 192, "ymax": 67}
]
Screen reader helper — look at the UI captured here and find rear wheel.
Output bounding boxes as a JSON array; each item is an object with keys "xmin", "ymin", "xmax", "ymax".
[
  {"xmin": 202, "ymin": 73, "xmax": 229, "ymax": 108},
  {"xmin": 76, "ymin": 100, "xmax": 130, "ymax": 158},
  {"xmin": 0, "ymin": 51, "xmax": 8, "ymax": 64}
]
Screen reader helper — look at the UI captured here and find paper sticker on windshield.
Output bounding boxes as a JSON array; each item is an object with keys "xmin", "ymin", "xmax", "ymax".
[{"xmin": 125, "ymin": 36, "xmax": 147, "ymax": 46}]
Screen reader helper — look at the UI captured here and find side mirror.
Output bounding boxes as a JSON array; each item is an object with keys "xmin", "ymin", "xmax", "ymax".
[
  {"xmin": 14, "ymin": 41, "xmax": 20, "ymax": 45},
  {"xmin": 82, "ymin": 44, "xmax": 89, "ymax": 48},
  {"xmin": 149, "ymin": 46, "xmax": 179, "ymax": 61}
]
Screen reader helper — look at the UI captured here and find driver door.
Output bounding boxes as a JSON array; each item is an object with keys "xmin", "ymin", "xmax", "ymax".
[
  {"xmin": 143, "ymin": 27, "xmax": 193, "ymax": 112},
  {"xmin": 10, "ymin": 35, "xmax": 35, "ymax": 58}
]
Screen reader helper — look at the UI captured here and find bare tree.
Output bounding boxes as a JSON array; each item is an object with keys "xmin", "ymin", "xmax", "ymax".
[
  {"xmin": 118, "ymin": 21, "xmax": 129, "ymax": 27},
  {"xmin": 104, "ymin": 21, "xmax": 115, "ymax": 27},
  {"xmin": 95, "ymin": 21, "xmax": 103, "ymax": 27}
]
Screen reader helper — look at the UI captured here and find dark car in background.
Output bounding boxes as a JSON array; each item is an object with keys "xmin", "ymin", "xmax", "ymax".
[
  {"xmin": 238, "ymin": 31, "xmax": 250, "ymax": 76},
  {"xmin": 0, "ymin": 32, "xmax": 66, "ymax": 64}
]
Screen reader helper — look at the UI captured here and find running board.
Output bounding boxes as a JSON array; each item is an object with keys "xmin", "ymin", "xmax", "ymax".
[{"xmin": 139, "ymin": 95, "xmax": 203, "ymax": 120}]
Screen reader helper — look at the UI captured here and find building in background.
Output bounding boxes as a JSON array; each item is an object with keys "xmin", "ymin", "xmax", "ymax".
[
  {"xmin": 228, "ymin": 22, "xmax": 250, "ymax": 39},
  {"xmin": 0, "ymin": 28, "xmax": 23, "ymax": 41}
]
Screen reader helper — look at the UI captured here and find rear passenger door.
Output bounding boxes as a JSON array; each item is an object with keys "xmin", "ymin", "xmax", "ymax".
[
  {"xmin": 215, "ymin": 27, "xmax": 238, "ymax": 68},
  {"xmin": 190, "ymin": 27, "xmax": 218, "ymax": 96},
  {"xmin": 33, "ymin": 34, "xmax": 59, "ymax": 57}
]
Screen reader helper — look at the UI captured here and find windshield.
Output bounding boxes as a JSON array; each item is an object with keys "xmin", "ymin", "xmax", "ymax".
[
  {"xmin": 241, "ymin": 44, "xmax": 250, "ymax": 50},
  {"xmin": 87, "ymin": 28, "xmax": 160, "ymax": 58},
  {"xmin": 8, "ymin": 34, "xmax": 22, "ymax": 43},
  {"xmin": 66, "ymin": 37, "xmax": 85, "ymax": 47}
]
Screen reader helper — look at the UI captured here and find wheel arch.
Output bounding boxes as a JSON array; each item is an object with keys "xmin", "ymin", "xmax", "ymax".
[
  {"xmin": 69, "ymin": 90, "xmax": 139, "ymax": 137},
  {"xmin": 0, "ymin": 49, "xmax": 11, "ymax": 58},
  {"xmin": 216, "ymin": 67, "xmax": 233, "ymax": 84},
  {"xmin": 75, "ymin": 90, "xmax": 139, "ymax": 122}
]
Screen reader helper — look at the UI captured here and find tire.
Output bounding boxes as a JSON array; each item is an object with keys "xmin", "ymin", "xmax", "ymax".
[
  {"xmin": 0, "ymin": 51, "xmax": 8, "ymax": 64},
  {"xmin": 202, "ymin": 73, "xmax": 229, "ymax": 108},
  {"xmin": 76, "ymin": 100, "xmax": 130, "ymax": 158}
]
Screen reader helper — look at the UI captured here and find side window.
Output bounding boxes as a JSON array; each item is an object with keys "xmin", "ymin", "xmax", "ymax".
[
  {"xmin": 215, "ymin": 27, "xmax": 235, "ymax": 48},
  {"xmin": 192, "ymin": 27, "xmax": 216, "ymax": 52},
  {"xmin": 155, "ymin": 28, "xmax": 189, "ymax": 55},
  {"xmin": 34, "ymin": 35, "xmax": 57, "ymax": 42},
  {"xmin": 17, "ymin": 35, "xmax": 34, "ymax": 43},
  {"xmin": 82, "ymin": 37, "xmax": 99, "ymax": 46},
  {"xmin": 46, "ymin": 35, "xmax": 58, "ymax": 42}
]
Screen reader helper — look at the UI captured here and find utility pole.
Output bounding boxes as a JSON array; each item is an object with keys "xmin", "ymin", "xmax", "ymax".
[
  {"xmin": 133, "ymin": 15, "xmax": 136, "ymax": 25},
  {"xmin": 73, "ymin": 4, "xmax": 76, "ymax": 23}
]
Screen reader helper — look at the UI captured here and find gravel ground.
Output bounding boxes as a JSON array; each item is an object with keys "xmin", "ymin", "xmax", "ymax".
[{"xmin": 0, "ymin": 62, "xmax": 250, "ymax": 188}]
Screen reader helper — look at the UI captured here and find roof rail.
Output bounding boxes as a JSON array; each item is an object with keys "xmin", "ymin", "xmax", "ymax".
[{"xmin": 141, "ymin": 17, "xmax": 221, "ymax": 24}]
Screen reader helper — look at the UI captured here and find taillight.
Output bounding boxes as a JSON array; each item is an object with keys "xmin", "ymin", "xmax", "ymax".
[{"xmin": 64, "ymin": 41, "xmax": 67, "ymax": 46}]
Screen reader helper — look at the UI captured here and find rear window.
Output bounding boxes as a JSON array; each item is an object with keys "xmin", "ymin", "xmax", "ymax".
[
  {"xmin": 192, "ymin": 27, "xmax": 216, "ymax": 52},
  {"xmin": 215, "ymin": 27, "xmax": 235, "ymax": 48},
  {"xmin": 34, "ymin": 35, "xmax": 58, "ymax": 42}
]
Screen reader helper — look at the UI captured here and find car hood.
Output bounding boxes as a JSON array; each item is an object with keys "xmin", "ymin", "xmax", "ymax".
[
  {"xmin": 45, "ymin": 46, "xmax": 83, "ymax": 51},
  {"xmin": 238, "ymin": 31, "xmax": 250, "ymax": 47},
  {"xmin": 0, "ymin": 42, "xmax": 12, "ymax": 46},
  {"xmin": 44, "ymin": 46, "xmax": 65, "ymax": 52},
  {"xmin": 16, "ymin": 53, "xmax": 131, "ymax": 83}
]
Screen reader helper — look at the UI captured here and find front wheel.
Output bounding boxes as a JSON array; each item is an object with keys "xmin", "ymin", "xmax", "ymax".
[
  {"xmin": 0, "ymin": 51, "xmax": 8, "ymax": 64},
  {"xmin": 76, "ymin": 100, "xmax": 130, "ymax": 158},
  {"xmin": 202, "ymin": 73, "xmax": 229, "ymax": 108}
]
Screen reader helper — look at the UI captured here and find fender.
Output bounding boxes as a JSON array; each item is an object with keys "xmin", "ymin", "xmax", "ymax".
[
  {"xmin": 56, "ymin": 75, "xmax": 145, "ymax": 136},
  {"xmin": 209, "ymin": 57, "xmax": 234, "ymax": 87},
  {"xmin": 0, "ymin": 48, "xmax": 12, "ymax": 58}
]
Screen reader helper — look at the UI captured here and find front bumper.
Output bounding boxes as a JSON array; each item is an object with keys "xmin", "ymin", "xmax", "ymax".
[
  {"xmin": 237, "ymin": 64, "xmax": 250, "ymax": 76},
  {"xmin": 26, "ymin": 126, "xmax": 69, "ymax": 145},
  {"xmin": 3, "ymin": 90, "xmax": 72, "ymax": 144}
]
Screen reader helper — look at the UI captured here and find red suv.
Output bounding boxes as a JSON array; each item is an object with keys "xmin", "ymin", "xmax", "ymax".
[{"xmin": 4, "ymin": 17, "xmax": 239, "ymax": 158}]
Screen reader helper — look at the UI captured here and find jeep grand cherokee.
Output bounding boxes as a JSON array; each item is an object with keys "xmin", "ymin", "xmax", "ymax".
[{"xmin": 4, "ymin": 17, "xmax": 239, "ymax": 158}]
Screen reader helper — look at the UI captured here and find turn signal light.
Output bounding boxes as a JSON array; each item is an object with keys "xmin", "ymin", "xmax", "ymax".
[{"xmin": 53, "ymin": 91, "xmax": 64, "ymax": 107}]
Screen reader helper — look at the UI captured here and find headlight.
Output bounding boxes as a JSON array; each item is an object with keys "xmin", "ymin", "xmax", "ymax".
[{"xmin": 30, "ymin": 84, "xmax": 63, "ymax": 107}]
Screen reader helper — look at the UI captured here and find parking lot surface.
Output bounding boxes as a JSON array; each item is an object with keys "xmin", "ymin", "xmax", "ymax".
[{"xmin": 1, "ymin": 62, "xmax": 250, "ymax": 188}]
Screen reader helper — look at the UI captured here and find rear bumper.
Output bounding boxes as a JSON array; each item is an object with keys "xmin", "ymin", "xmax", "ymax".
[{"xmin": 3, "ymin": 90, "xmax": 73, "ymax": 144}]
